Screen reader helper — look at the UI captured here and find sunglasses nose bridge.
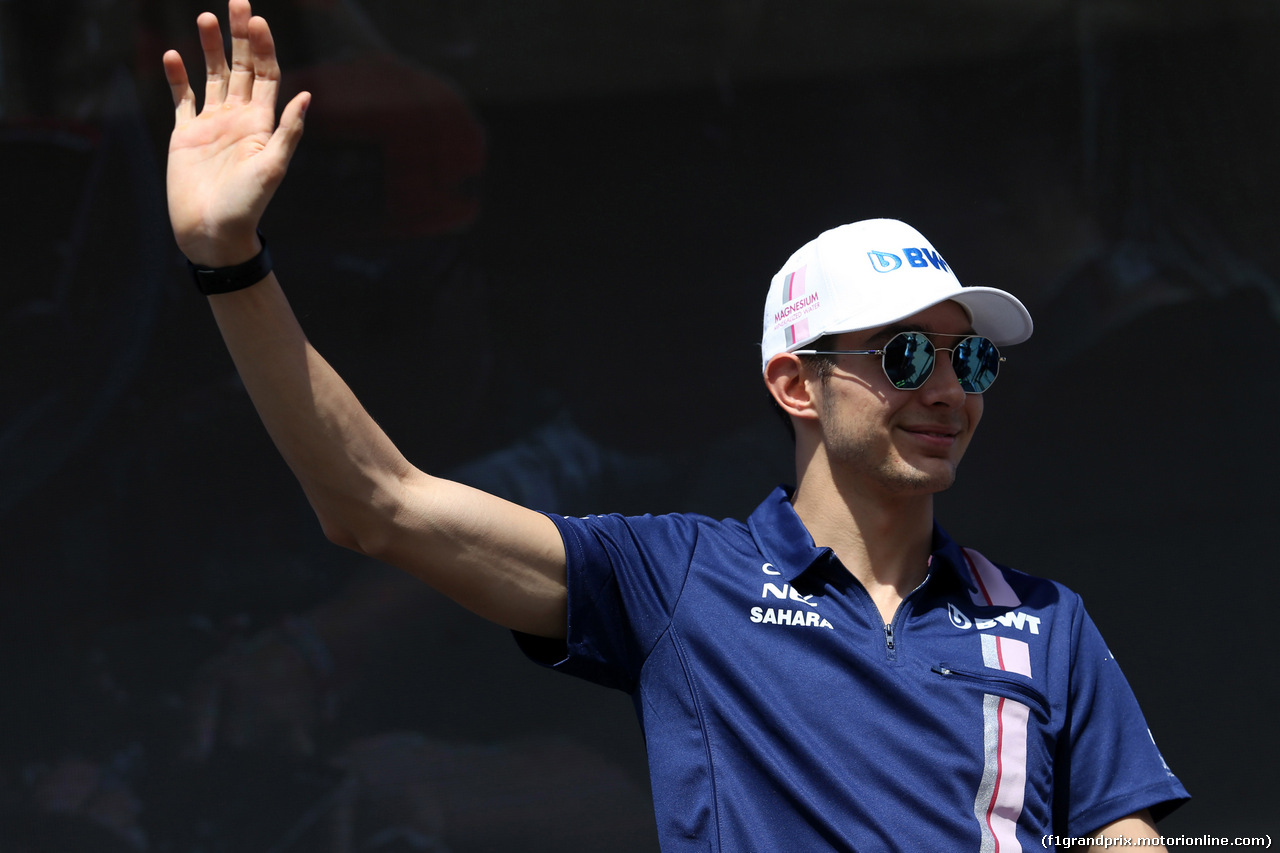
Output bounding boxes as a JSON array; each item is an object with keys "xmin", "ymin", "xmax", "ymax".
[
  {"xmin": 922, "ymin": 344, "xmax": 966, "ymax": 392},
  {"xmin": 933, "ymin": 344, "xmax": 965, "ymax": 374}
]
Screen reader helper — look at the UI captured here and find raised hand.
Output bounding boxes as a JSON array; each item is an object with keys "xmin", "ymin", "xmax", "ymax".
[{"xmin": 163, "ymin": 0, "xmax": 309, "ymax": 267}]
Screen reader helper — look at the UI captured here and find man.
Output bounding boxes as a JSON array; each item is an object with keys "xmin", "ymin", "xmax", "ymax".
[{"xmin": 162, "ymin": 2, "xmax": 1188, "ymax": 849}]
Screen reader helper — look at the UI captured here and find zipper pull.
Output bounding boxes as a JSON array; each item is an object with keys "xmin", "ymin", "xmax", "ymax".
[{"xmin": 884, "ymin": 623, "xmax": 896, "ymax": 652}]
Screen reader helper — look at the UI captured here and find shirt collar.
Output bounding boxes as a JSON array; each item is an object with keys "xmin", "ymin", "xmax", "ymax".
[
  {"xmin": 747, "ymin": 486, "xmax": 829, "ymax": 583},
  {"xmin": 747, "ymin": 485, "xmax": 979, "ymax": 595},
  {"xmin": 928, "ymin": 520, "xmax": 980, "ymax": 595}
]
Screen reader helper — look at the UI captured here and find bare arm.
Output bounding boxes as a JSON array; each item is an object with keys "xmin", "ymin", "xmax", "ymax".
[{"xmin": 163, "ymin": 0, "xmax": 566, "ymax": 637}]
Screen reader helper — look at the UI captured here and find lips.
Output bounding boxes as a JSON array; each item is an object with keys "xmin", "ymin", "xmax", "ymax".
[
  {"xmin": 902, "ymin": 424, "xmax": 961, "ymax": 439},
  {"xmin": 899, "ymin": 423, "xmax": 963, "ymax": 448}
]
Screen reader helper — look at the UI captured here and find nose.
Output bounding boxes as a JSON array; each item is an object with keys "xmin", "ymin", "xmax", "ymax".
[{"xmin": 920, "ymin": 347, "xmax": 967, "ymax": 407}]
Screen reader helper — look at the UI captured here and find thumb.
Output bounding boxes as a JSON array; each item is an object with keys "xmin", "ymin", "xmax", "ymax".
[{"xmin": 266, "ymin": 90, "xmax": 310, "ymax": 171}]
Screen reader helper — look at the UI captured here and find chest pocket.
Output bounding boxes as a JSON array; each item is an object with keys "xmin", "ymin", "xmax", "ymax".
[{"xmin": 931, "ymin": 662, "xmax": 1050, "ymax": 718}]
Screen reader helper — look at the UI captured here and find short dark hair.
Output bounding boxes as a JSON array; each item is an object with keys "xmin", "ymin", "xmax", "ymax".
[{"xmin": 769, "ymin": 334, "xmax": 839, "ymax": 441}]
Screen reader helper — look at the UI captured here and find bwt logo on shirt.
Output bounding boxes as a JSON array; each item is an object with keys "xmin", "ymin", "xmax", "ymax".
[
  {"xmin": 867, "ymin": 248, "xmax": 950, "ymax": 274},
  {"xmin": 947, "ymin": 602, "xmax": 1042, "ymax": 635}
]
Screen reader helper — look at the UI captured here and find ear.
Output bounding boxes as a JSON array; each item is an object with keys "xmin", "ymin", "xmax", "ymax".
[{"xmin": 764, "ymin": 353, "xmax": 821, "ymax": 425}]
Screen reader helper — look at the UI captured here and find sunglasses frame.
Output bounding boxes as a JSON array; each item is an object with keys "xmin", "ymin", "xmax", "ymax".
[{"xmin": 793, "ymin": 331, "xmax": 1005, "ymax": 394}]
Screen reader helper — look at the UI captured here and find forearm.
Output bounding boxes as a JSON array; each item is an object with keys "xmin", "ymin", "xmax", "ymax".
[
  {"xmin": 207, "ymin": 273, "xmax": 411, "ymax": 551},
  {"xmin": 208, "ymin": 274, "xmax": 567, "ymax": 634}
]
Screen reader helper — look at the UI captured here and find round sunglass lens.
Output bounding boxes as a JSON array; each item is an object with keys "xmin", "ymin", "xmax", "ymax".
[
  {"xmin": 884, "ymin": 332, "xmax": 934, "ymax": 389},
  {"xmin": 954, "ymin": 336, "xmax": 1000, "ymax": 392}
]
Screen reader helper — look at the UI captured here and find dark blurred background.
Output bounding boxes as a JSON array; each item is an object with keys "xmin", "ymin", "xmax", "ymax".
[{"xmin": 2, "ymin": 0, "xmax": 1276, "ymax": 849}]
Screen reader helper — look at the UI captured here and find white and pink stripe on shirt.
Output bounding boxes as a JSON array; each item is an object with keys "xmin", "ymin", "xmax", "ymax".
[{"xmin": 964, "ymin": 548, "xmax": 1032, "ymax": 853}]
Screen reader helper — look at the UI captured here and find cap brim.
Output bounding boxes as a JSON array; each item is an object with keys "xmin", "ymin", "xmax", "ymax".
[{"xmin": 821, "ymin": 286, "xmax": 1033, "ymax": 347}]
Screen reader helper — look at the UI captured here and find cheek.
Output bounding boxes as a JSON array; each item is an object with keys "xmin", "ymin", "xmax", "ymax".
[{"xmin": 965, "ymin": 395, "xmax": 984, "ymax": 433}]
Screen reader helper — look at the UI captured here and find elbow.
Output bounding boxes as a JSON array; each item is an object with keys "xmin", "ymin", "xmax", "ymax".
[
  {"xmin": 318, "ymin": 513, "xmax": 398, "ymax": 559},
  {"xmin": 314, "ymin": 501, "xmax": 397, "ymax": 558},
  {"xmin": 318, "ymin": 515, "xmax": 363, "ymax": 552},
  {"xmin": 311, "ymin": 473, "xmax": 416, "ymax": 557}
]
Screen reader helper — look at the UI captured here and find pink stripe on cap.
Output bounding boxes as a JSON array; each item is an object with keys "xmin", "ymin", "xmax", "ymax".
[{"xmin": 783, "ymin": 267, "xmax": 809, "ymax": 347}]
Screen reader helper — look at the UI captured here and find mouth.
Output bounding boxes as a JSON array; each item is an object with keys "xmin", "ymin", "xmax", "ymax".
[
  {"xmin": 903, "ymin": 422, "xmax": 961, "ymax": 436},
  {"xmin": 900, "ymin": 424, "xmax": 962, "ymax": 446}
]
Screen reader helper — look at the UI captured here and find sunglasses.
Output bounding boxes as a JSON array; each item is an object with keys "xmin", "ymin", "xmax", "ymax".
[{"xmin": 794, "ymin": 331, "xmax": 1005, "ymax": 394}]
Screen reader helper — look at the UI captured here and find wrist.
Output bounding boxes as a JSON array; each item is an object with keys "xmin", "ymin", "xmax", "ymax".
[
  {"xmin": 187, "ymin": 231, "xmax": 273, "ymax": 295},
  {"xmin": 179, "ymin": 228, "xmax": 263, "ymax": 269}
]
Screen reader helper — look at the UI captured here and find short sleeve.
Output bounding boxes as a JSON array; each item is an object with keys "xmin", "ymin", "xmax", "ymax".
[
  {"xmin": 1057, "ymin": 603, "xmax": 1190, "ymax": 835},
  {"xmin": 514, "ymin": 512, "xmax": 703, "ymax": 693}
]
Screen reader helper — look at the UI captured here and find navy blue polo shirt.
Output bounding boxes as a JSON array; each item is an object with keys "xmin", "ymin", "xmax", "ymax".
[{"xmin": 518, "ymin": 487, "xmax": 1188, "ymax": 851}]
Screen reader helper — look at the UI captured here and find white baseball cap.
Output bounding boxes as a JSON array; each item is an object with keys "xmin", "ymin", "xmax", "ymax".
[{"xmin": 760, "ymin": 219, "xmax": 1033, "ymax": 373}]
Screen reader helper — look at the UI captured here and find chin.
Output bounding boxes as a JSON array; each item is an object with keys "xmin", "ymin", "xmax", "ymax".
[
  {"xmin": 897, "ymin": 460, "xmax": 959, "ymax": 494},
  {"xmin": 874, "ymin": 467, "xmax": 956, "ymax": 497}
]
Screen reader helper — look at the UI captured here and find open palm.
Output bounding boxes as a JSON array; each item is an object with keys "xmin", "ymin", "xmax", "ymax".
[{"xmin": 163, "ymin": 0, "xmax": 309, "ymax": 267}]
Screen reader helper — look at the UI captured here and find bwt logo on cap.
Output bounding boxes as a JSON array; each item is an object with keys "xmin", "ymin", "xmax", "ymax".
[{"xmin": 867, "ymin": 248, "xmax": 950, "ymax": 274}]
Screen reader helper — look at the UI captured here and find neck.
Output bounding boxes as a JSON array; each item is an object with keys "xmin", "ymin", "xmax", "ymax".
[{"xmin": 790, "ymin": 449, "xmax": 936, "ymax": 620}]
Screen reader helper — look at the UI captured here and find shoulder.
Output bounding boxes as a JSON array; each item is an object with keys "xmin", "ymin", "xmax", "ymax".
[
  {"xmin": 956, "ymin": 546, "xmax": 1083, "ymax": 611},
  {"xmin": 551, "ymin": 508, "xmax": 747, "ymax": 539},
  {"xmin": 947, "ymin": 546, "xmax": 1094, "ymax": 651},
  {"xmin": 548, "ymin": 509, "xmax": 754, "ymax": 566}
]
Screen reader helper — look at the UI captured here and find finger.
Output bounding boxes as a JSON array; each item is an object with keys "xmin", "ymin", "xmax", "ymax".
[
  {"xmin": 196, "ymin": 11, "xmax": 230, "ymax": 109},
  {"xmin": 227, "ymin": 0, "xmax": 256, "ymax": 104},
  {"xmin": 247, "ymin": 14, "xmax": 281, "ymax": 111},
  {"xmin": 162, "ymin": 50, "xmax": 197, "ymax": 123},
  {"xmin": 263, "ymin": 91, "xmax": 311, "ymax": 177}
]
